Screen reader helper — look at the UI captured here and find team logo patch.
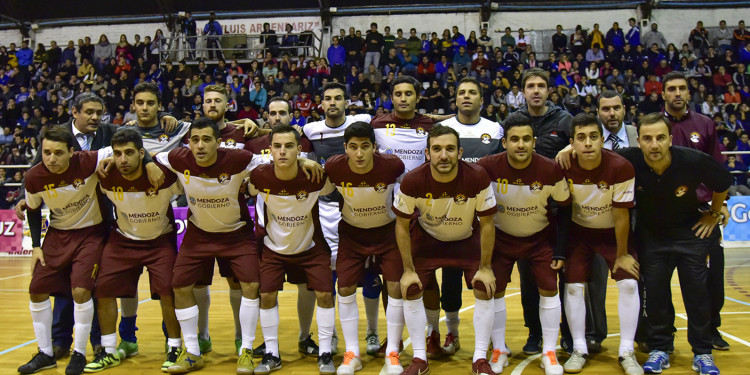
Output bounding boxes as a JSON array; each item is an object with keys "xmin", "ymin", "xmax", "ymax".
[
  {"xmin": 675, "ymin": 185, "xmax": 688, "ymax": 197},
  {"xmin": 296, "ymin": 190, "xmax": 308, "ymax": 201},
  {"xmin": 374, "ymin": 182, "xmax": 387, "ymax": 193},
  {"xmin": 225, "ymin": 139, "xmax": 236, "ymax": 147},
  {"xmin": 158, "ymin": 134, "xmax": 170, "ymax": 143},
  {"xmin": 146, "ymin": 187, "xmax": 158, "ymax": 198},
  {"xmin": 218, "ymin": 173, "xmax": 230, "ymax": 185},
  {"xmin": 481, "ymin": 133, "xmax": 491, "ymax": 144},
  {"xmin": 189, "ymin": 196, "xmax": 196, "ymax": 205},
  {"xmin": 72, "ymin": 179, "xmax": 84, "ymax": 189},
  {"xmin": 385, "ymin": 148, "xmax": 394, "ymax": 154},
  {"xmin": 497, "ymin": 204, "xmax": 505, "ymax": 213},
  {"xmin": 530, "ymin": 181, "xmax": 543, "ymax": 192},
  {"xmin": 416, "ymin": 127, "xmax": 426, "ymax": 136},
  {"xmin": 690, "ymin": 132, "xmax": 701, "ymax": 143},
  {"xmin": 598, "ymin": 181, "xmax": 610, "ymax": 191},
  {"xmin": 454, "ymin": 194, "xmax": 467, "ymax": 204}
]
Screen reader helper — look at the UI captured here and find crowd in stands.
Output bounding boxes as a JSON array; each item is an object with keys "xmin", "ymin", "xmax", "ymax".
[{"xmin": 0, "ymin": 17, "xmax": 750, "ymax": 204}]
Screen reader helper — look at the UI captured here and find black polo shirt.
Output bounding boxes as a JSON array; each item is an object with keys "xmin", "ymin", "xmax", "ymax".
[{"xmin": 617, "ymin": 146, "xmax": 732, "ymax": 242}]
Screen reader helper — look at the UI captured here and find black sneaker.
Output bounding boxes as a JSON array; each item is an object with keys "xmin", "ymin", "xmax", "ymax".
[
  {"xmin": 65, "ymin": 351, "xmax": 87, "ymax": 375},
  {"xmin": 53, "ymin": 345, "xmax": 71, "ymax": 360},
  {"xmin": 522, "ymin": 334, "xmax": 542, "ymax": 355},
  {"xmin": 252, "ymin": 342, "xmax": 266, "ymax": 358},
  {"xmin": 317, "ymin": 352, "xmax": 335, "ymax": 375},
  {"xmin": 586, "ymin": 338, "xmax": 602, "ymax": 354},
  {"xmin": 298, "ymin": 333, "xmax": 320, "ymax": 358},
  {"xmin": 253, "ymin": 352, "xmax": 282, "ymax": 374},
  {"xmin": 713, "ymin": 332, "xmax": 730, "ymax": 351},
  {"xmin": 18, "ymin": 350, "xmax": 56, "ymax": 374}
]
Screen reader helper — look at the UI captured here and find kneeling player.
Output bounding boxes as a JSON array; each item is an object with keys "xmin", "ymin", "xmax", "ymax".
[
  {"xmin": 476, "ymin": 112, "xmax": 570, "ymax": 375},
  {"xmin": 393, "ymin": 125, "xmax": 498, "ymax": 375},
  {"xmin": 247, "ymin": 125, "xmax": 337, "ymax": 375},
  {"xmin": 324, "ymin": 122, "xmax": 406, "ymax": 375},
  {"xmin": 84, "ymin": 129, "xmax": 184, "ymax": 372}
]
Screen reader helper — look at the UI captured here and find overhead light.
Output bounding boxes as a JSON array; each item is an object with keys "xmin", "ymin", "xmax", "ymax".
[{"xmin": 330, "ymin": 7, "xmax": 338, "ymax": 12}]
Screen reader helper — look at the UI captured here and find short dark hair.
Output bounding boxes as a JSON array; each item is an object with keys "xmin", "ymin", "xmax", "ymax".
[
  {"xmin": 521, "ymin": 68, "xmax": 549, "ymax": 90},
  {"xmin": 189, "ymin": 116, "xmax": 220, "ymax": 139},
  {"xmin": 427, "ymin": 124, "xmax": 460, "ymax": 149},
  {"xmin": 391, "ymin": 75, "xmax": 421, "ymax": 96},
  {"xmin": 322, "ymin": 82, "xmax": 347, "ymax": 97},
  {"xmin": 662, "ymin": 71, "xmax": 687, "ymax": 88},
  {"xmin": 637, "ymin": 112, "xmax": 672, "ymax": 135},
  {"xmin": 267, "ymin": 96, "xmax": 291, "ymax": 112},
  {"xmin": 111, "ymin": 128, "xmax": 144, "ymax": 150},
  {"xmin": 270, "ymin": 124, "xmax": 301, "ymax": 144},
  {"xmin": 457, "ymin": 76, "xmax": 483, "ymax": 98},
  {"xmin": 41, "ymin": 125, "xmax": 76, "ymax": 149},
  {"xmin": 570, "ymin": 112, "xmax": 603, "ymax": 137},
  {"xmin": 344, "ymin": 121, "xmax": 375, "ymax": 144},
  {"xmin": 598, "ymin": 90, "xmax": 623, "ymax": 108},
  {"xmin": 133, "ymin": 82, "xmax": 162, "ymax": 103},
  {"xmin": 502, "ymin": 112, "xmax": 534, "ymax": 138},
  {"xmin": 73, "ymin": 92, "xmax": 105, "ymax": 112}
]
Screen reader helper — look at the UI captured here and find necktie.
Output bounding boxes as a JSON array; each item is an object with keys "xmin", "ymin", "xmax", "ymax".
[
  {"xmin": 607, "ymin": 133, "xmax": 620, "ymax": 150},
  {"xmin": 79, "ymin": 133, "xmax": 91, "ymax": 151}
]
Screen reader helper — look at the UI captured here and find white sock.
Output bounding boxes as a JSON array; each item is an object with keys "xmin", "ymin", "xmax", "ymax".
[
  {"xmin": 317, "ymin": 306, "xmax": 336, "ymax": 355},
  {"xmin": 564, "ymin": 283, "xmax": 588, "ymax": 354},
  {"xmin": 230, "ymin": 288, "xmax": 242, "ymax": 341},
  {"xmin": 260, "ymin": 306, "xmax": 280, "ymax": 357},
  {"xmin": 167, "ymin": 338, "xmax": 182, "ymax": 349},
  {"xmin": 445, "ymin": 311, "xmax": 460, "ymax": 336},
  {"xmin": 101, "ymin": 333, "xmax": 117, "ymax": 354},
  {"xmin": 473, "ymin": 298, "xmax": 494, "ymax": 362},
  {"xmin": 73, "ymin": 299, "xmax": 94, "ymax": 355},
  {"xmin": 491, "ymin": 297, "xmax": 507, "ymax": 352},
  {"xmin": 29, "ymin": 299, "xmax": 53, "ymax": 357},
  {"xmin": 240, "ymin": 297, "xmax": 259, "ymax": 353},
  {"xmin": 539, "ymin": 295, "xmax": 562, "ymax": 353},
  {"xmin": 338, "ymin": 293, "xmax": 360, "ymax": 356},
  {"xmin": 617, "ymin": 279, "xmax": 639, "ymax": 356},
  {"xmin": 385, "ymin": 297, "xmax": 405, "ymax": 355},
  {"xmin": 404, "ymin": 298, "xmax": 427, "ymax": 361},
  {"xmin": 297, "ymin": 284, "xmax": 316, "ymax": 341},
  {"xmin": 425, "ymin": 308, "xmax": 440, "ymax": 335},
  {"xmin": 120, "ymin": 295, "xmax": 138, "ymax": 317},
  {"xmin": 175, "ymin": 305, "xmax": 200, "ymax": 356},
  {"xmin": 364, "ymin": 296, "xmax": 380, "ymax": 335},
  {"xmin": 193, "ymin": 286, "xmax": 211, "ymax": 340}
]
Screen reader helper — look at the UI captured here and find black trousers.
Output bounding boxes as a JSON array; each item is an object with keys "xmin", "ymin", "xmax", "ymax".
[
  {"xmin": 639, "ymin": 234, "xmax": 716, "ymax": 355},
  {"xmin": 440, "ymin": 267, "xmax": 463, "ymax": 313},
  {"xmin": 584, "ymin": 254, "xmax": 609, "ymax": 343}
]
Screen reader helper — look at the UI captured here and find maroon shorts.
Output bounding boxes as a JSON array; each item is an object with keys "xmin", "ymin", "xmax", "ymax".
[
  {"xmin": 408, "ymin": 225, "xmax": 483, "ymax": 296},
  {"xmin": 565, "ymin": 223, "xmax": 638, "ymax": 283},
  {"xmin": 259, "ymin": 244, "xmax": 333, "ymax": 294},
  {"xmin": 29, "ymin": 225, "xmax": 106, "ymax": 296},
  {"xmin": 95, "ymin": 230, "xmax": 176, "ymax": 299},
  {"xmin": 336, "ymin": 220, "xmax": 402, "ymax": 288},
  {"xmin": 172, "ymin": 222, "xmax": 259, "ymax": 288},
  {"xmin": 493, "ymin": 227, "xmax": 557, "ymax": 293}
]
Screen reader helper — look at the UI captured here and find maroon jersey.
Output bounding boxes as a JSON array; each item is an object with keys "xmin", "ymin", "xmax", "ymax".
[{"xmin": 182, "ymin": 123, "xmax": 248, "ymax": 149}]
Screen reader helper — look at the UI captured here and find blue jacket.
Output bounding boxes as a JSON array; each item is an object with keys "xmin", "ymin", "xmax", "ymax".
[
  {"xmin": 203, "ymin": 21, "xmax": 223, "ymax": 36},
  {"xmin": 16, "ymin": 48, "xmax": 33, "ymax": 66},
  {"xmin": 249, "ymin": 87, "xmax": 268, "ymax": 109},
  {"xmin": 625, "ymin": 26, "xmax": 640, "ymax": 46},
  {"xmin": 327, "ymin": 45, "xmax": 346, "ymax": 66}
]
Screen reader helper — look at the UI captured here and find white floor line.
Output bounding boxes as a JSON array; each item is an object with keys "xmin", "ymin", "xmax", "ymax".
[
  {"xmin": 0, "ymin": 273, "xmax": 30, "ymax": 281},
  {"xmin": 675, "ymin": 313, "xmax": 750, "ymax": 348}
]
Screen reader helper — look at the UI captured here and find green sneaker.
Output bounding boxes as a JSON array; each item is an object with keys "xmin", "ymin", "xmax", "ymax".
[
  {"xmin": 167, "ymin": 350, "xmax": 204, "ymax": 374},
  {"xmin": 161, "ymin": 347, "xmax": 182, "ymax": 373},
  {"xmin": 235, "ymin": 339, "xmax": 241, "ymax": 354},
  {"xmin": 83, "ymin": 351, "xmax": 120, "ymax": 373},
  {"xmin": 237, "ymin": 348, "xmax": 255, "ymax": 374},
  {"xmin": 116, "ymin": 340, "xmax": 138, "ymax": 359},
  {"xmin": 198, "ymin": 336, "xmax": 212, "ymax": 354}
]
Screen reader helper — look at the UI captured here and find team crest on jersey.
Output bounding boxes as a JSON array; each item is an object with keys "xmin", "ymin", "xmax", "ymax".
[
  {"xmin": 189, "ymin": 196, "xmax": 196, "ymax": 205},
  {"xmin": 416, "ymin": 127, "xmax": 426, "ymax": 136},
  {"xmin": 158, "ymin": 134, "xmax": 170, "ymax": 143},
  {"xmin": 374, "ymin": 182, "xmax": 387, "ymax": 193},
  {"xmin": 454, "ymin": 194, "xmax": 467, "ymax": 204},
  {"xmin": 385, "ymin": 148, "xmax": 394, "ymax": 154},
  {"xmin": 225, "ymin": 139, "xmax": 236, "ymax": 147},
  {"xmin": 529, "ymin": 181, "xmax": 543, "ymax": 192},
  {"xmin": 481, "ymin": 133, "xmax": 492, "ymax": 144},
  {"xmin": 296, "ymin": 190, "xmax": 308, "ymax": 201},
  {"xmin": 146, "ymin": 187, "xmax": 158, "ymax": 198},
  {"xmin": 72, "ymin": 179, "xmax": 84, "ymax": 189},
  {"xmin": 675, "ymin": 185, "xmax": 688, "ymax": 197},
  {"xmin": 218, "ymin": 173, "xmax": 230, "ymax": 185},
  {"xmin": 497, "ymin": 204, "xmax": 505, "ymax": 213},
  {"xmin": 598, "ymin": 181, "xmax": 610, "ymax": 191},
  {"xmin": 690, "ymin": 132, "xmax": 701, "ymax": 143}
]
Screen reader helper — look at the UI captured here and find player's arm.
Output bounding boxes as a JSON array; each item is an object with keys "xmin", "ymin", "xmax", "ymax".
[
  {"xmin": 692, "ymin": 189, "xmax": 728, "ymax": 239},
  {"xmin": 612, "ymin": 206, "xmax": 638, "ymax": 277},
  {"xmin": 395, "ymin": 215, "xmax": 420, "ymax": 297},
  {"xmin": 298, "ymin": 157, "xmax": 324, "ymax": 183},
  {"xmin": 472, "ymin": 214, "xmax": 496, "ymax": 296},
  {"xmin": 552, "ymin": 202, "xmax": 571, "ymax": 270},
  {"xmin": 554, "ymin": 144, "xmax": 576, "ymax": 170},
  {"xmin": 25, "ymin": 191, "xmax": 45, "ymax": 273}
]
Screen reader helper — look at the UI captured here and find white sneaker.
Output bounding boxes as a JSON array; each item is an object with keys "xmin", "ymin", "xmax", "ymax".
[
  {"xmin": 379, "ymin": 351, "xmax": 403, "ymax": 375},
  {"xmin": 336, "ymin": 352, "xmax": 362, "ymax": 375},
  {"xmin": 619, "ymin": 351, "xmax": 644, "ymax": 375},
  {"xmin": 489, "ymin": 348, "xmax": 509, "ymax": 373},
  {"xmin": 540, "ymin": 350, "xmax": 563, "ymax": 375},
  {"xmin": 563, "ymin": 350, "xmax": 588, "ymax": 373},
  {"xmin": 365, "ymin": 332, "xmax": 380, "ymax": 356}
]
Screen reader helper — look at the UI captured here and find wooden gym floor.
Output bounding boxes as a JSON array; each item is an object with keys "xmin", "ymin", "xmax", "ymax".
[{"xmin": 1, "ymin": 247, "xmax": 749, "ymax": 374}]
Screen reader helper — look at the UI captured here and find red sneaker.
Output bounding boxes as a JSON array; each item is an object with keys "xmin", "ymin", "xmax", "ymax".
[
  {"xmin": 441, "ymin": 332, "xmax": 460, "ymax": 355},
  {"xmin": 401, "ymin": 357, "xmax": 430, "ymax": 375},
  {"xmin": 472, "ymin": 358, "xmax": 497, "ymax": 375},
  {"xmin": 425, "ymin": 331, "xmax": 442, "ymax": 359}
]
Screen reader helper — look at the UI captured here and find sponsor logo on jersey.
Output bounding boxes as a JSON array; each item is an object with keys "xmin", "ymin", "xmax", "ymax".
[
  {"xmin": 385, "ymin": 148, "xmax": 394, "ymax": 154},
  {"xmin": 72, "ymin": 179, "xmax": 84, "ymax": 189},
  {"xmin": 189, "ymin": 196, "xmax": 196, "ymax": 205},
  {"xmin": 497, "ymin": 204, "xmax": 505, "ymax": 213},
  {"xmin": 296, "ymin": 190, "xmax": 308, "ymax": 201},
  {"xmin": 481, "ymin": 133, "xmax": 491, "ymax": 144},
  {"xmin": 598, "ymin": 181, "xmax": 609, "ymax": 191},
  {"xmin": 128, "ymin": 186, "xmax": 137, "ymax": 192},
  {"xmin": 218, "ymin": 173, "xmax": 230, "ymax": 185},
  {"xmin": 158, "ymin": 134, "xmax": 170, "ymax": 143},
  {"xmin": 690, "ymin": 132, "xmax": 700, "ymax": 143},
  {"xmin": 530, "ymin": 181, "xmax": 543, "ymax": 192},
  {"xmin": 454, "ymin": 194, "xmax": 467, "ymax": 204},
  {"xmin": 675, "ymin": 185, "xmax": 688, "ymax": 197},
  {"xmin": 375, "ymin": 182, "xmax": 387, "ymax": 193},
  {"xmin": 58, "ymin": 180, "xmax": 68, "ymax": 188},
  {"xmin": 146, "ymin": 187, "xmax": 158, "ymax": 197}
]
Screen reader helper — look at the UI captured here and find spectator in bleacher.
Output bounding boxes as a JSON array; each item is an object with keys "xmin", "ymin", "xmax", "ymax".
[
  {"xmin": 689, "ymin": 21, "xmax": 710, "ymax": 58},
  {"xmin": 647, "ymin": 43, "xmax": 666, "ymax": 66},
  {"xmin": 570, "ymin": 25, "xmax": 587, "ymax": 57},
  {"xmin": 606, "ymin": 22, "xmax": 626, "ymax": 52},
  {"xmin": 625, "ymin": 18, "xmax": 640, "ymax": 47},
  {"xmin": 739, "ymin": 43, "xmax": 750, "ymax": 65},
  {"xmin": 654, "ymin": 59, "xmax": 674, "ymax": 79},
  {"xmin": 726, "ymin": 154, "xmax": 750, "ymax": 195},
  {"xmin": 406, "ymin": 28, "xmax": 421, "ymax": 57},
  {"xmin": 713, "ymin": 65, "xmax": 732, "ymax": 93},
  {"xmin": 585, "ymin": 45, "xmax": 604, "ymax": 64},
  {"xmin": 451, "ymin": 25, "xmax": 467, "ymax": 49},
  {"xmin": 398, "ymin": 47, "xmax": 419, "ymax": 76},
  {"xmin": 552, "ymin": 25, "xmax": 567, "ymax": 56},
  {"xmin": 61, "ymin": 41, "xmax": 76, "ymax": 66},
  {"xmin": 515, "ymin": 28, "xmax": 529, "ymax": 50},
  {"xmin": 733, "ymin": 20, "xmax": 749, "ymax": 52},
  {"xmin": 343, "ymin": 27, "xmax": 364, "ymax": 70},
  {"xmin": 46, "ymin": 41, "xmax": 61, "ymax": 67},
  {"xmin": 93, "ymin": 34, "xmax": 115, "ymax": 73},
  {"xmin": 116, "ymin": 34, "xmax": 133, "ymax": 62},
  {"xmin": 588, "ymin": 23, "xmax": 604, "ymax": 49},
  {"xmin": 555, "ymin": 69, "xmax": 574, "ymax": 88},
  {"xmin": 642, "ymin": 23, "xmax": 668, "ymax": 50},
  {"xmin": 382, "ymin": 26, "xmax": 395, "ymax": 53},
  {"xmin": 713, "ymin": 20, "xmax": 733, "ymax": 52},
  {"xmin": 737, "ymin": 131, "xmax": 750, "ymax": 164},
  {"xmin": 702, "ymin": 93, "xmax": 720, "ymax": 117},
  {"xmin": 283, "ymin": 74, "xmax": 302, "ymax": 99},
  {"xmin": 500, "ymin": 27, "xmax": 515, "ymax": 53},
  {"xmin": 364, "ymin": 22, "xmax": 384, "ymax": 72},
  {"xmin": 282, "ymin": 24, "xmax": 300, "ymax": 56}
]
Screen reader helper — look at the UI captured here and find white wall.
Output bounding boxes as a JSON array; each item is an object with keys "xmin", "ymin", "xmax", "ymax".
[{"xmin": 650, "ymin": 8, "xmax": 746, "ymax": 49}]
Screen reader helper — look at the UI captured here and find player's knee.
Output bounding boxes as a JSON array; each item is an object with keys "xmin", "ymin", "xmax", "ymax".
[
  {"xmin": 473, "ymin": 288, "xmax": 491, "ymax": 301},
  {"xmin": 539, "ymin": 288, "xmax": 559, "ymax": 297},
  {"xmin": 226, "ymin": 277, "xmax": 241, "ymax": 290},
  {"xmin": 240, "ymin": 282, "xmax": 259, "ymax": 299},
  {"xmin": 315, "ymin": 291, "xmax": 334, "ymax": 308},
  {"xmin": 386, "ymin": 281, "xmax": 402, "ymax": 299},
  {"xmin": 260, "ymin": 292, "xmax": 278, "ymax": 309},
  {"xmin": 29, "ymin": 293, "xmax": 49, "ymax": 303},
  {"xmin": 173, "ymin": 285, "xmax": 194, "ymax": 298},
  {"xmin": 71, "ymin": 287, "xmax": 91, "ymax": 303},
  {"xmin": 616, "ymin": 279, "xmax": 638, "ymax": 295},
  {"xmin": 338, "ymin": 285, "xmax": 357, "ymax": 297},
  {"xmin": 159, "ymin": 295, "xmax": 175, "ymax": 309},
  {"xmin": 564, "ymin": 283, "xmax": 584, "ymax": 297}
]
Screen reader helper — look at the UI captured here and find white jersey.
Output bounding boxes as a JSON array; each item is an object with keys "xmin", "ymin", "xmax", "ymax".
[{"xmin": 440, "ymin": 116, "xmax": 504, "ymax": 163}]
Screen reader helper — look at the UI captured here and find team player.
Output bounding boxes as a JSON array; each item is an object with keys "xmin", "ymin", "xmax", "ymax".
[
  {"xmin": 19, "ymin": 127, "xmax": 118, "ymax": 375},
  {"xmin": 435, "ymin": 76, "xmax": 504, "ymax": 357},
  {"xmin": 324, "ymin": 122, "xmax": 406, "ymax": 375},
  {"xmin": 561, "ymin": 113, "xmax": 642, "ymax": 375},
  {"xmin": 475, "ymin": 112, "xmax": 570, "ymax": 375},
  {"xmin": 393, "ymin": 125, "xmax": 498, "ymax": 375},
  {"xmin": 85, "ymin": 129, "xmax": 184, "ymax": 372},
  {"xmin": 246, "ymin": 125, "xmax": 337, "ymax": 375}
]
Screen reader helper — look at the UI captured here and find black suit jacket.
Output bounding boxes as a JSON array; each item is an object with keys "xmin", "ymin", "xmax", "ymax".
[{"xmin": 30, "ymin": 120, "xmax": 119, "ymax": 166}]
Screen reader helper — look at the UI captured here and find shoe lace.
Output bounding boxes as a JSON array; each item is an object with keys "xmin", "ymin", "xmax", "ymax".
[
  {"xmin": 544, "ymin": 351, "xmax": 559, "ymax": 365},
  {"xmin": 319, "ymin": 352, "xmax": 333, "ymax": 365},
  {"xmin": 92, "ymin": 350, "xmax": 108, "ymax": 363},
  {"xmin": 366, "ymin": 333, "xmax": 379, "ymax": 345},
  {"xmin": 491, "ymin": 349, "xmax": 501, "ymax": 363},
  {"xmin": 167, "ymin": 347, "xmax": 181, "ymax": 362},
  {"xmin": 648, "ymin": 351, "xmax": 666, "ymax": 363},
  {"xmin": 387, "ymin": 352, "xmax": 400, "ymax": 365},
  {"xmin": 697, "ymin": 354, "xmax": 715, "ymax": 367},
  {"xmin": 342, "ymin": 351, "xmax": 356, "ymax": 365},
  {"xmin": 261, "ymin": 352, "xmax": 277, "ymax": 366}
]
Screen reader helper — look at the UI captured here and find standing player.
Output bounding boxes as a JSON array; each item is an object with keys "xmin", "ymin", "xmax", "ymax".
[
  {"xmin": 476, "ymin": 112, "xmax": 570, "ymax": 375},
  {"xmin": 85, "ymin": 129, "xmax": 184, "ymax": 372},
  {"xmin": 246, "ymin": 125, "xmax": 337, "ymax": 375},
  {"xmin": 434, "ymin": 76, "xmax": 504, "ymax": 357},
  {"xmin": 393, "ymin": 125, "xmax": 497, "ymax": 375},
  {"xmin": 19, "ymin": 127, "xmax": 116, "ymax": 375},
  {"xmin": 561, "ymin": 113, "xmax": 642, "ymax": 375},
  {"xmin": 324, "ymin": 122, "xmax": 406, "ymax": 375}
]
